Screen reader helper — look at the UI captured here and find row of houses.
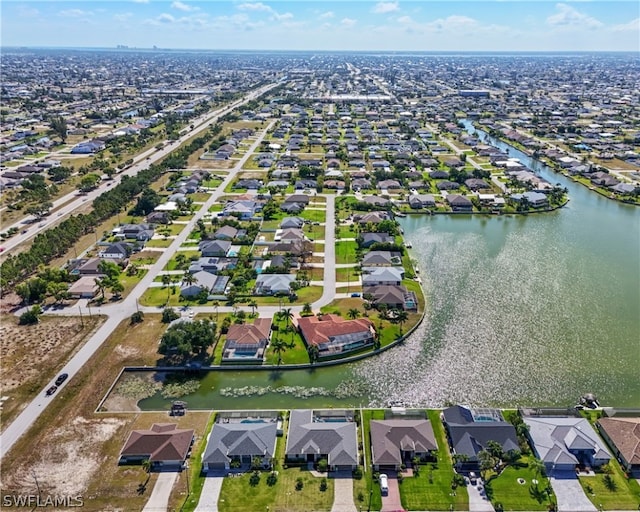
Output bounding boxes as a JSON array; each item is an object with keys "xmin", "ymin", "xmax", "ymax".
[{"xmin": 119, "ymin": 407, "xmax": 640, "ymax": 476}]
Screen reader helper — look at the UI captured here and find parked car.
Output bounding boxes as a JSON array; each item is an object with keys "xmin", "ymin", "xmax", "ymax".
[
  {"xmin": 379, "ymin": 473, "xmax": 389, "ymax": 496},
  {"xmin": 45, "ymin": 385, "xmax": 57, "ymax": 396},
  {"xmin": 351, "ymin": 293, "xmax": 361, "ymax": 297},
  {"xmin": 469, "ymin": 472, "xmax": 478, "ymax": 485},
  {"xmin": 55, "ymin": 373, "xmax": 69, "ymax": 386}
]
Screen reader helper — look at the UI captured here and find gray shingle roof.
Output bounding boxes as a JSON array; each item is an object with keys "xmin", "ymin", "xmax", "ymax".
[{"xmin": 203, "ymin": 422, "xmax": 277, "ymax": 464}]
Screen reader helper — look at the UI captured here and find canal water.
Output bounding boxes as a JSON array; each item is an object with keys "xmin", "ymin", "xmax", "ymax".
[{"xmin": 139, "ymin": 123, "xmax": 639, "ymax": 411}]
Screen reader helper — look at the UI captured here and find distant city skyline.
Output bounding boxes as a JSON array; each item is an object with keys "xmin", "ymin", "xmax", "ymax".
[{"xmin": 1, "ymin": 1, "xmax": 639, "ymax": 52}]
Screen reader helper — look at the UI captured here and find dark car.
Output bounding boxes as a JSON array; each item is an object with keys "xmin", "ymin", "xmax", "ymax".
[
  {"xmin": 55, "ymin": 373, "xmax": 69, "ymax": 386},
  {"xmin": 45, "ymin": 385, "xmax": 58, "ymax": 396}
]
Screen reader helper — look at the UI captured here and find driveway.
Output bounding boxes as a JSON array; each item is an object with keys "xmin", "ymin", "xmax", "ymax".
[
  {"xmin": 467, "ymin": 480, "xmax": 494, "ymax": 511},
  {"xmin": 381, "ymin": 474, "xmax": 402, "ymax": 512},
  {"xmin": 331, "ymin": 471, "xmax": 356, "ymax": 512},
  {"xmin": 142, "ymin": 471, "xmax": 178, "ymax": 512},
  {"xmin": 550, "ymin": 472, "xmax": 597, "ymax": 512},
  {"xmin": 194, "ymin": 471, "xmax": 225, "ymax": 512}
]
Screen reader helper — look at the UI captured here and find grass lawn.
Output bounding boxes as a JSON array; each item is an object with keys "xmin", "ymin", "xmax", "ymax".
[
  {"xmin": 305, "ymin": 224, "xmax": 325, "ymax": 240},
  {"xmin": 188, "ymin": 192, "xmax": 212, "ymax": 202},
  {"xmin": 264, "ymin": 317, "xmax": 309, "ymax": 365},
  {"xmin": 335, "ymin": 240, "xmax": 359, "ymax": 264},
  {"xmin": 299, "ymin": 208, "xmax": 326, "ymax": 223},
  {"xmin": 139, "ymin": 286, "xmax": 182, "ymax": 307},
  {"xmin": 483, "ymin": 455, "xmax": 551, "ymax": 511},
  {"xmin": 164, "ymin": 251, "xmax": 200, "ymax": 270},
  {"xmin": 335, "ymin": 225, "xmax": 357, "ymax": 239},
  {"xmin": 579, "ymin": 466, "xmax": 640, "ymax": 510},
  {"xmin": 336, "ymin": 267, "xmax": 360, "ymax": 283},
  {"xmin": 399, "ymin": 410, "xmax": 469, "ymax": 511},
  {"xmin": 145, "ymin": 238, "xmax": 173, "ymax": 248},
  {"xmin": 359, "ymin": 409, "xmax": 385, "ymax": 511}
]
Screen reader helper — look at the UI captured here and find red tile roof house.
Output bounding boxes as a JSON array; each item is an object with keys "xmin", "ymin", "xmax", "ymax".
[
  {"xmin": 118, "ymin": 423, "xmax": 194, "ymax": 471},
  {"xmin": 296, "ymin": 314, "xmax": 376, "ymax": 358},
  {"xmin": 222, "ymin": 318, "xmax": 272, "ymax": 363}
]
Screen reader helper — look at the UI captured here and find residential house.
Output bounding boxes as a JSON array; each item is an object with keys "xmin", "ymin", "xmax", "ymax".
[
  {"xmin": 188, "ymin": 257, "xmax": 237, "ymax": 274},
  {"xmin": 408, "ymin": 194, "xmax": 436, "ymax": 209},
  {"xmin": 98, "ymin": 242, "xmax": 131, "ymax": 260},
  {"xmin": 363, "ymin": 285, "xmax": 418, "ymax": 311},
  {"xmin": 200, "ymin": 240, "xmax": 231, "ymax": 257},
  {"xmin": 524, "ymin": 417, "xmax": 612, "ymax": 474},
  {"xmin": 119, "ymin": 423, "xmax": 194, "ymax": 470},
  {"xmin": 67, "ymin": 276, "xmax": 99, "ymax": 299},
  {"xmin": 465, "ymin": 178, "xmax": 490, "ymax": 191},
  {"xmin": 180, "ymin": 272, "xmax": 229, "ymax": 298},
  {"xmin": 596, "ymin": 417, "xmax": 640, "ymax": 475},
  {"xmin": 116, "ymin": 223, "xmax": 155, "ymax": 242},
  {"xmin": 370, "ymin": 419, "xmax": 437, "ymax": 471},
  {"xmin": 280, "ymin": 217, "xmax": 305, "ymax": 229},
  {"xmin": 510, "ymin": 191, "xmax": 549, "ymax": 208},
  {"xmin": 213, "ymin": 225, "xmax": 238, "ymax": 241},
  {"xmin": 146, "ymin": 211, "xmax": 171, "ymax": 224},
  {"xmin": 361, "ymin": 251, "xmax": 400, "ymax": 267},
  {"xmin": 222, "ymin": 318, "xmax": 272, "ymax": 362},
  {"xmin": 285, "ymin": 410, "xmax": 358, "ymax": 471},
  {"xmin": 253, "ymin": 274, "xmax": 296, "ymax": 295},
  {"xmin": 223, "ymin": 200, "xmax": 261, "ymax": 220},
  {"xmin": 446, "ymin": 195, "xmax": 473, "ymax": 212},
  {"xmin": 442, "ymin": 405, "xmax": 519, "ymax": 469},
  {"xmin": 297, "ymin": 314, "xmax": 375, "ymax": 357},
  {"xmin": 354, "ymin": 212, "xmax": 391, "ymax": 225},
  {"xmin": 361, "ymin": 267, "xmax": 404, "ymax": 287},
  {"xmin": 359, "ymin": 233, "xmax": 395, "ymax": 249},
  {"xmin": 202, "ymin": 421, "xmax": 277, "ymax": 472}
]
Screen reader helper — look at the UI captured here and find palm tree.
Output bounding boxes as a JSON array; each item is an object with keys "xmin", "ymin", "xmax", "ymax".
[
  {"xmin": 49, "ymin": 115, "xmax": 68, "ymax": 142},
  {"xmin": 248, "ymin": 299, "xmax": 258, "ymax": 317},
  {"xmin": 395, "ymin": 310, "xmax": 409, "ymax": 335},
  {"xmin": 182, "ymin": 271, "xmax": 197, "ymax": 287},
  {"xmin": 281, "ymin": 308, "xmax": 294, "ymax": 328},
  {"xmin": 307, "ymin": 344, "xmax": 319, "ymax": 363},
  {"xmin": 110, "ymin": 279, "xmax": 124, "ymax": 300},
  {"xmin": 162, "ymin": 274, "xmax": 172, "ymax": 300},
  {"xmin": 212, "ymin": 301, "xmax": 220, "ymax": 322},
  {"xmin": 270, "ymin": 337, "xmax": 287, "ymax": 366},
  {"xmin": 302, "ymin": 302, "xmax": 313, "ymax": 316},
  {"xmin": 347, "ymin": 308, "xmax": 360, "ymax": 320},
  {"xmin": 530, "ymin": 458, "xmax": 546, "ymax": 483}
]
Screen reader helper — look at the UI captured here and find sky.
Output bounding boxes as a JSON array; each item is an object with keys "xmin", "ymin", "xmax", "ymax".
[{"xmin": 1, "ymin": 1, "xmax": 639, "ymax": 52}]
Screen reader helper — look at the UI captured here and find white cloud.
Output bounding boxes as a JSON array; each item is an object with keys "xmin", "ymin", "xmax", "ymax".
[
  {"xmin": 114, "ymin": 12, "xmax": 134, "ymax": 22},
  {"xmin": 546, "ymin": 3, "xmax": 603, "ymax": 29},
  {"xmin": 612, "ymin": 17, "xmax": 640, "ymax": 32},
  {"xmin": 237, "ymin": 2, "xmax": 273, "ymax": 12},
  {"xmin": 397, "ymin": 15, "xmax": 413, "ymax": 24},
  {"xmin": 131, "ymin": 0, "xmax": 149, "ymax": 3},
  {"xmin": 58, "ymin": 9, "xmax": 93, "ymax": 18},
  {"xmin": 171, "ymin": 1, "xmax": 198, "ymax": 12},
  {"xmin": 373, "ymin": 2, "xmax": 399, "ymax": 14},
  {"xmin": 157, "ymin": 13, "xmax": 176, "ymax": 24},
  {"xmin": 427, "ymin": 15, "xmax": 478, "ymax": 32},
  {"xmin": 319, "ymin": 11, "xmax": 335, "ymax": 20},
  {"xmin": 273, "ymin": 12, "xmax": 293, "ymax": 21},
  {"xmin": 340, "ymin": 18, "xmax": 357, "ymax": 28}
]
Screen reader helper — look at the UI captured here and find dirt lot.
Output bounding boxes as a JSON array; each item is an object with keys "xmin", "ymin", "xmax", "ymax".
[
  {"xmin": 0, "ymin": 313, "xmax": 105, "ymax": 430},
  {"xmin": 0, "ymin": 314, "xmax": 213, "ymax": 511}
]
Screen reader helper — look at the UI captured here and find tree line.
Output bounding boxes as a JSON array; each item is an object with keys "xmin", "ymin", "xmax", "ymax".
[{"xmin": 0, "ymin": 123, "xmax": 222, "ymax": 292}]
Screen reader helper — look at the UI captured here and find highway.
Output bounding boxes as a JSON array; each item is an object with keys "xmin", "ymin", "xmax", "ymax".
[{"xmin": 0, "ymin": 83, "xmax": 278, "ymax": 255}]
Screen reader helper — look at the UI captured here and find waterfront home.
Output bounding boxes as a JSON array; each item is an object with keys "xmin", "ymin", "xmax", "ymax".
[
  {"xmin": 524, "ymin": 416, "xmax": 612, "ymax": 474},
  {"xmin": 596, "ymin": 417, "xmax": 640, "ymax": 475},
  {"xmin": 363, "ymin": 285, "xmax": 418, "ymax": 311},
  {"xmin": 253, "ymin": 273, "xmax": 296, "ymax": 296},
  {"xmin": 119, "ymin": 423, "xmax": 194, "ymax": 470},
  {"xmin": 202, "ymin": 420, "xmax": 277, "ymax": 472},
  {"xmin": 446, "ymin": 195, "xmax": 473, "ymax": 212},
  {"xmin": 361, "ymin": 251, "xmax": 401, "ymax": 267},
  {"xmin": 285, "ymin": 410, "xmax": 358, "ymax": 471},
  {"xmin": 510, "ymin": 191, "xmax": 549, "ymax": 208},
  {"xmin": 442, "ymin": 405, "xmax": 519, "ymax": 469},
  {"xmin": 361, "ymin": 267, "xmax": 404, "ymax": 286},
  {"xmin": 359, "ymin": 232, "xmax": 395, "ymax": 248},
  {"xmin": 370, "ymin": 418, "xmax": 437, "ymax": 471},
  {"xmin": 408, "ymin": 194, "xmax": 436, "ymax": 209},
  {"xmin": 297, "ymin": 314, "xmax": 375, "ymax": 357},
  {"xmin": 222, "ymin": 318, "xmax": 272, "ymax": 362}
]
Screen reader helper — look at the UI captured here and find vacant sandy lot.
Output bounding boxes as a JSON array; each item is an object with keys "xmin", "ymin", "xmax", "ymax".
[{"xmin": 0, "ymin": 314, "xmax": 104, "ymax": 429}]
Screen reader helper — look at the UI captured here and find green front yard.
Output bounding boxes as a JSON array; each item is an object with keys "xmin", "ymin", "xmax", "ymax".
[
  {"xmin": 483, "ymin": 455, "xmax": 551, "ymax": 511},
  {"xmin": 579, "ymin": 465, "xmax": 640, "ymax": 510},
  {"xmin": 400, "ymin": 410, "xmax": 469, "ymax": 511},
  {"xmin": 335, "ymin": 240, "xmax": 359, "ymax": 264},
  {"xmin": 299, "ymin": 208, "xmax": 326, "ymax": 223}
]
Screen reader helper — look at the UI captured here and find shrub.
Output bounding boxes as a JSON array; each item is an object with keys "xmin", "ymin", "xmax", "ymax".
[
  {"xmin": 130, "ymin": 311, "xmax": 144, "ymax": 324},
  {"xmin": 266, "ymin": 472, "xmax": 278, "ymax": 486},
  {"xmin": 19, "ymin": 305, "xmax": 41, "ymax": 325},
  {"xmin": 397, "ymin": 473, "xmax": 404, "ymax": 483},
  {"xmin": 317, "ymin": 458, "xmax": 328, "ymax": 472},
  {"xmin": 357, "ymin": 491, "xmax": 364, "ymax": 503},
  {"xmin": 353, "ymin": 466, "xmax": 363, "ymax": 480},
  {"xmin": 162, "ymin": 307, "xmax": 180, "ymax": 323},
  {"xmin": 249, "ymin": 471, "xmax": 260, "ymax": 486},
  {"xmin": 295, "ymin": 477, "xmax": 304, "ymax": 491},
  {"xmin": 320, "ymin": 478, "xmax": 327, "ymax": 491}
]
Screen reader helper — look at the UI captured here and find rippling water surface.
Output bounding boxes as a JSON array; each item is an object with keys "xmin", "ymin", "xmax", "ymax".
[{"xmin": 354, "ymin": 144, "xmax": 639, "ymax": 408}]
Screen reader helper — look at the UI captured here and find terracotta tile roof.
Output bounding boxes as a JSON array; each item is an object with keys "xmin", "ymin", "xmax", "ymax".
[
  {"xmin": 297, "ymin": 314, "xmax": 374, "ymax": 347},
  {"xmin": 120, "ymin": 423, "xmax": 194, "ymax": 463},
  {"xmin": 597, "ymin": 417, "xmax": 640, "ymax": 466},
  {"xmin": 226, "ymin": 318, "xmax": 272, "ymax": 345}
]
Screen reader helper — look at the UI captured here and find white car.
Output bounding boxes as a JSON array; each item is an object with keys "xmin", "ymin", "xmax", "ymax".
[{"xmin": 379, "ymin": 474, "xmax": 388, "ymax": 495}]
